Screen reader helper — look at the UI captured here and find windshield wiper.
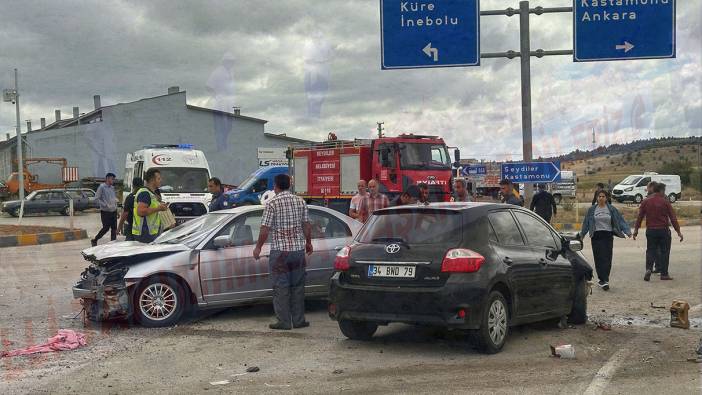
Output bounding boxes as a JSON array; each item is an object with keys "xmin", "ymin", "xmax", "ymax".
[{"xmin": 371, "ymin": 237, "xmax": 411, "ymax": 249}]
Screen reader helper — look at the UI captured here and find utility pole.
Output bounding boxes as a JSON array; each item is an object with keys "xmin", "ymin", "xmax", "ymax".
[
  {"xmin": 3, "ymin": 69, "xmax": 25, "ymax": 222},
  {"xmin": 376, "ymin": 122, "xmax": 384, "ymax": 138}
]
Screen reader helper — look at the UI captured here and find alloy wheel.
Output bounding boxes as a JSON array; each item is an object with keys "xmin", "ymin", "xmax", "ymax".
[
  {"xmin": 487, "ymin": 299, "xmax": 507, "ymax": 345},
  {"xmin": 139, "ymin": 283, "xmax": 177, "ymax": 321}
]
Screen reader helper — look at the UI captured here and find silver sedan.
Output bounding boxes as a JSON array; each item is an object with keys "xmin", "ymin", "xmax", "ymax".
[{"xmin": 73, "ymin": 205, "xmax": 361, "ymax": 327}]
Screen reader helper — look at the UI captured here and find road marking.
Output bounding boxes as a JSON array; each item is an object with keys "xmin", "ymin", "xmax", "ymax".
[{"xmin": 583, "ymin": 344, "xmax": 633, "ymax": 395}]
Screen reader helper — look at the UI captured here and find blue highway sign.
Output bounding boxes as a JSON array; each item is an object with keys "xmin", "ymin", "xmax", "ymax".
[
  {"xmin": 501, "ymin": 161, "xmax": 562, "ymax": 184},
  {"xmin": 573, "ymin": 0, "xmax": 676, "ymax": 62},
  {"xmin": 462, "ymin": 165, "xmax": 486, "ymax": 176},
  {"xmin": 380, "ymin": 0, "xmax": 480, "ymax": 69}
]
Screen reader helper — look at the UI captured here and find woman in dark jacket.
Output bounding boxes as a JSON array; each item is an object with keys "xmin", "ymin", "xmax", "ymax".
[{"xmin": 580, "ymin": 190, "xmax": 631, "ymax": 291}]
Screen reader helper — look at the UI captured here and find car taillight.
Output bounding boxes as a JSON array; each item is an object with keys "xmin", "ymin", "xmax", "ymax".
[
  {"xmin": 441, "ymin": 248, "xmax": 484, "ymax": 273},
  {"xmin": 334, "ymin": 246, "xmax": 351, "ymax": 271}
]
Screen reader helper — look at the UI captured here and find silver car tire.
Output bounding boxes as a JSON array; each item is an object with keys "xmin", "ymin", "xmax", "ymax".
[{"xmin": 134, "ymin": 276, "xmax": 185, "ymax": 328}]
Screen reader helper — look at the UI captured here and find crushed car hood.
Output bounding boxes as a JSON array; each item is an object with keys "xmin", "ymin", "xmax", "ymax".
[{"xmin": 82, "ymin": 241, "xmax": 190, "ymax": 263}]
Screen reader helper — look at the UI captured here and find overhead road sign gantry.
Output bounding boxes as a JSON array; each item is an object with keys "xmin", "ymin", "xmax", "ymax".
[
  {"xmin": 501, "ymin": 161, "xmax": 562, "ymax": 184},
  {"xmin": 573, "ymin": 0, "xmax": 676, "ymax": 62},
  {"xmin": 380, "ymin": 0, "xmax": 480, "ymax": 69}
]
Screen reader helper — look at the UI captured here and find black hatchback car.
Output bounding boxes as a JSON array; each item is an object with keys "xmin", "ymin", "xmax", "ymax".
[{"xmin": 328, "ymin": 203, "xmax": 593, "ymax": 354}]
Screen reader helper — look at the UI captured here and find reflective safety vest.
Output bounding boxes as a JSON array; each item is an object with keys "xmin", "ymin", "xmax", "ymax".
[{"xmin": 132, "ymin": 188, "xmax": 161, "ymax": 236}]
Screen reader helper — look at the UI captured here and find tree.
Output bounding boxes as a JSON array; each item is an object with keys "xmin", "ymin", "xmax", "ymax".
[{"xmin": 659, "ymin": 161, "xmax": 693, "ymax": 187}]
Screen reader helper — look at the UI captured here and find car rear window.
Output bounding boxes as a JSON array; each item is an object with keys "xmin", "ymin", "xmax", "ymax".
[{"xmin": 357, "ymin": 209, "xmax": 462, "ymax": 245}]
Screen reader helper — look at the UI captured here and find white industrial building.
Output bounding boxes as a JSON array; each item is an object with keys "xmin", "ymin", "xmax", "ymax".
[{"xmin": 0, "ymin": 87, "xmax": 310, "ymax": 186}]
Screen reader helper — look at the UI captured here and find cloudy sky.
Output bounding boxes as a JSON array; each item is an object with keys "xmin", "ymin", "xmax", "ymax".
[{"xmin": 0, "ymin": 0, "xmax": 699, "ymax": 160}]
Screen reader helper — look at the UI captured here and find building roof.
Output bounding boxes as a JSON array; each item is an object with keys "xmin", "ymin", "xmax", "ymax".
[
  {"xmin": 186, "ymin": 105, "xmax": 267, "ymax": 124},
  {"xmin": 263, "ymin": 132, "xmax": 315, "ymax": 144}
]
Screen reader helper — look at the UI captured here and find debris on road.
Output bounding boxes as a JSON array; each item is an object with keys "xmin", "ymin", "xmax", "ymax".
[
  {"xmin": 333, "ymin": 369, "xmax": 344, "ymax": 374},
  {"xmin": 0, "ymin": 329, "xmax": 87, "ymax": 358},
  {"xmin": 210, "ymin": 380, "xmax": 230, "ymax": 386},
  {"xmin": 670, "ymin": 300, "xmax": 690, "ymax": 329},
  {"xmin": 650, "ymin": 303, "xmax": 666, "ymax": 309},
  {"xmin": 550, "ymin": 344, "xmax": 575, "ymax": 359},
  {"xmin": 246, "ymin": 366, "xmax": 260, "ymax": 373}
]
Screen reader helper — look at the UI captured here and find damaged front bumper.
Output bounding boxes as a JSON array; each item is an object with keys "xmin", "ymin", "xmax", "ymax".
[{"xmin": 73, "ymin": 259, "xmax": 136, "ymax": 321}]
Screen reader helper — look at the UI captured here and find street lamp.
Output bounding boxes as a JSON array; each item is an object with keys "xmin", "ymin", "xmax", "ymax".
[{"xmin": 3, "ymin": 68, "xmax": 25, "ymax": 222}]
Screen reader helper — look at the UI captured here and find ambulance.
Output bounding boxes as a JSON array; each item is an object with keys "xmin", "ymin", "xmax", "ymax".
[{"xmin": 124, "ymin": 144, "xmax": 212, "ymax": 225}]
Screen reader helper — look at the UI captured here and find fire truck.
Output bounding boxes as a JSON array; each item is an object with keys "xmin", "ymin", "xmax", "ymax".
[{"xmin": 291, "ymin": 134, "xmax": 457, "ymax": 213}]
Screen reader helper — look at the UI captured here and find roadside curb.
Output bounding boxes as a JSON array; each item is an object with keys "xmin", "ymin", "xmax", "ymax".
[{"xmin": 0, "ymin": 229, "xmax": 88, "ymax": 248}]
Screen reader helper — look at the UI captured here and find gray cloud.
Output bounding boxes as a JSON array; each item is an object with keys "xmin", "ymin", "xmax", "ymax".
[{"xmin": 0, "ymin": 0, "xmax": 699, "ymax": 160}]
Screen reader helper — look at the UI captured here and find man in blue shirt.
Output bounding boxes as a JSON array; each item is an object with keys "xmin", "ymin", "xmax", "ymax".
[
  {"xmin": 91, "ymin": 172, "xmax": 118, "ymax": 246},
  {"xmin": 208, "ymin": 177, "xmax": 226, "ymax": 212}
]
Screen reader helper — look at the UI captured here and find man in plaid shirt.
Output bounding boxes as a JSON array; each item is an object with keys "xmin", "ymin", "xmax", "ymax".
[
  {"xmin": 358, "ymin": 179, "xmax": 389, "ymax": 223},
  {"xmin": 254, "ymin": 174, "xmax": 313, "ymax": 330}
]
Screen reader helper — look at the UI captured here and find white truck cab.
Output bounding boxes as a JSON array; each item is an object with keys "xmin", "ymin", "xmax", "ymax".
[
  {"xmin": 612, "ymin": 172, "xmax": 682, "ymax": 203},
  {"xmin": 124, "ymin": 144, "xmax": 212, "ymax": 225}
]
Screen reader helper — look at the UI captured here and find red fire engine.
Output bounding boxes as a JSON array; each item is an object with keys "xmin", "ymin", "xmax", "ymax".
[{"xmin": 291, "ymin": 134, "xmax": 458, "ymax": 213}]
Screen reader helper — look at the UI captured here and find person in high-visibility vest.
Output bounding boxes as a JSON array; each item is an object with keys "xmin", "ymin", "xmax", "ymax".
[{"xmin": 132, "ymin": 168, "xmax": 169, "ymax": 243}]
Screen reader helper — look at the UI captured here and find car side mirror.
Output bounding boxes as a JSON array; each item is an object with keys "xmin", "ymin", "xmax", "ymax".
[
  {"xmin": 568, "ymin": 240, "xmax": 583, "ymax": 252},
  {"xmin": 213, "ymin": 235, "xmax": 232, "ymax": 249}
]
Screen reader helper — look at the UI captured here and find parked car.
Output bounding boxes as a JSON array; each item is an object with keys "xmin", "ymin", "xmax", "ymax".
[
  {"xmin": 1, "ymin": 188, "xmax": 93, "ymax": 216},
  {"xmin": 328, "ymin": 202, "xmax": 593, "ymax": 354},
  {"xmin": 66, "ymin": 188, "xmax": 99, "ymax": 209},
  {"xmin": 73, "ymin": 205, "xmax": 362, "ymax": 327}
]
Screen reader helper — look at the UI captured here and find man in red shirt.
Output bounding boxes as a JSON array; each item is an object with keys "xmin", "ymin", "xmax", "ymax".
[
  {"xmin": 358, "ymin": 179, "xmax": 389, "ymax": 223},
  {"xmin": 633, "ymin": 183, "xmax": 683, "ymax": 281}
]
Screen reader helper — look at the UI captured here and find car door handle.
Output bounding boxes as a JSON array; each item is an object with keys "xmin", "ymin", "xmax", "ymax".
[{"xmin": 502, "ymin": 257, "xmax": 513, "ymax": 265}]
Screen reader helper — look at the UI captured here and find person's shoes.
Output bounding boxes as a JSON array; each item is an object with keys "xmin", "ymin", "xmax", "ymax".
[
  {"xmin": 293, "ymin": 321, "xmax": 310, "ymax": 329},
  {"xmin": 597, "ymin": 280, "xmax": 606, "ymax": 289},
  {"xmin": 602, "ymin": 282, "xmax": 610, "ymax": 291},
  {"xmin": 269, "ymin": 322, "xmax": 291, "ymax": 330},
  {"xmin": 90, "ymin": 239, "xmax": 97, "ymax": 247},
  {"xmin": 644, "ymin": 270, "xmax": 652, "ymax": 281},
  {"xmin": 660, "ymin": 275, "xmax": 674, "ymax": 280}
]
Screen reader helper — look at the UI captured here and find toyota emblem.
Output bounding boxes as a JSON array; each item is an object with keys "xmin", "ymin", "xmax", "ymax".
[{"xmin": 385, "ymin": 244, "xmax": 401, "ymax": 254}]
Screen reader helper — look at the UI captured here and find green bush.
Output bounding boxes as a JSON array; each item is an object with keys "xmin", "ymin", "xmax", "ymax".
[{"xmin": 659, "ymin": 161, "xmax": 694, "ymax": 186}]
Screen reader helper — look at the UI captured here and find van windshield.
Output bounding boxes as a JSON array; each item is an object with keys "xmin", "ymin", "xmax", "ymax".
[
  {"xmin": 357, "ymin": 209, "xmax": 462, "ymax": 245},
  {"xmin": 620, "ymin": 176, "xmax": 641, "ymax": 186},
  {"xmin": 237, "ymin": 174, "xmax": 258, "ymax": 191},
  {"xmin": 158, "ymin": 167, "xmax": 210, "ymax": 193}
]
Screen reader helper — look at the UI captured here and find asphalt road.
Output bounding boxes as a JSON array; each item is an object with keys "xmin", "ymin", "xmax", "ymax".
[{"xmin": 0, "ymin": 213, "xmax": 700, "ymax": 394}]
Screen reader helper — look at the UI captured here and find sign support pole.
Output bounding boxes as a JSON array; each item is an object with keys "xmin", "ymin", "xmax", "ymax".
[
  {"xmin": 518, "ymin": 1, "xmax": 533, "ymax": 205},
  {"xmin": 480, "ymin": 2, "xmax": 573, "ymax": 207}
]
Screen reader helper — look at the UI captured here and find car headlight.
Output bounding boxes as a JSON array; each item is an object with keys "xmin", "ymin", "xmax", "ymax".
[{"xmin": 624, "ymin": 187, "xmax": 633, "ymax": 192}]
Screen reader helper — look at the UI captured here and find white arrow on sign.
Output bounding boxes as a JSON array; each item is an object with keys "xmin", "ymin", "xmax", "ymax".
[
  {"xmin": 423, "ymin": 43, "xmax": 439, "ymax": 62},
  {"xmin": 615, "ymin": 41, "xmax": 635, "ymax": 53}
]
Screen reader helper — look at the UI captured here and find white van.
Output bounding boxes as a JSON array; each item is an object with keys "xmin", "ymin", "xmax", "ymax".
[
  {"xmin": 611, "ymin": 172, "xmax": 682, "ymax": 203},
  {"xmin": 124, "ymin": 144, "xmax": 212, "ymax": 225}
]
